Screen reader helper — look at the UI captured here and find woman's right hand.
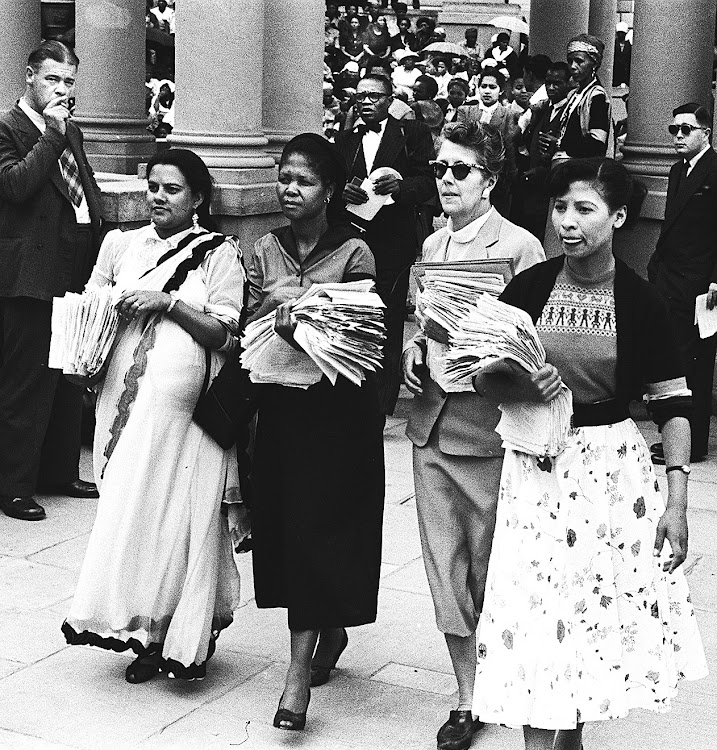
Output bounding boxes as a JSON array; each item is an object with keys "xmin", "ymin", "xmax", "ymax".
[
  {"xmin": 402, "ymin": 345, "xmax": 426, "ymax": 395},
  {"xmin": 522, "ymin": 363, "xmax": 563, "ymax": 403}
]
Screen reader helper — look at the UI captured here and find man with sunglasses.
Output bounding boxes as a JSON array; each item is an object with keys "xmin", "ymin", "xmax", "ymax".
[
  {"xmin": 335, "ymin": 74, "xmax": 436, "ymax": 417},
  {"xmin": 648, "ymin": 101, "xmax": 717, "ymax": 464}
]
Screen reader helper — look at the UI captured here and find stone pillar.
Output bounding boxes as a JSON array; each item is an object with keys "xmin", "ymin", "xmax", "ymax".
[
  {"xmin": 589, "ymin": 0, "xmax": 616, "ymax": 89},
  {"xmin": 73, "ymin": 0, "xmax": 155, "ymax": 174},
  {"xmin": 263, "ymin": 0, "xmax": 324, "ymax": 160},
  {"xmin": 0, "ymin": 1, "xmax": 40, "ymax": 110},
  {"xmin": 529, "ymin": 0, "xmax": 589, "ymax": 62},
  {"xmin": 618, "ymin": 0, "xmax": 716, "ymax": 274}
]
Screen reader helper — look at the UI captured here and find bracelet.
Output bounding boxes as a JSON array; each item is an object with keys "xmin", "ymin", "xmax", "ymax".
[{"xmin": 166, "ymin": 294, "xmax": 178, "ymax": 314}]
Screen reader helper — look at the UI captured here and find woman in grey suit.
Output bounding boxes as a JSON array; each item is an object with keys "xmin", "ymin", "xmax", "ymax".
[{"xmin": 402, "ymin": 120, "xmax": 544, "ymax": 750}]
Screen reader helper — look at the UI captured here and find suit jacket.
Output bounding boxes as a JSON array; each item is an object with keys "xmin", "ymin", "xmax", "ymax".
[
  {"xmin": 648, "ymin": 147, "xmax": 717, "ymax": 312},
  {"xmin": 525, "ymin": 100, "xmax": 563, "ymax": 171},
  {"xmin": 335, "ymin": 115, "xmax": 436, "ymax": 273},
  {"xmin": 389, "ymin": 31, "xmax": 416, "ymax": 52},
  {"xmin": 0, "ymin": 104, "xmax": 103, "ymax": 300},
  {"xmin": 405, "ymin": 210, "xmax": 545, "ymax": 456}
]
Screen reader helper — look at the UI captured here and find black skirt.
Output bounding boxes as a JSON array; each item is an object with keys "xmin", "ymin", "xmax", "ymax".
[{"xmin": 251, "ymin": 376, "xmax": 385, "ymax": 630}]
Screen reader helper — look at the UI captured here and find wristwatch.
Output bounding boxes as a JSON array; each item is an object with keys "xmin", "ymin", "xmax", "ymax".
[{"xmin": 665, "ymin": 465, "xmax": 691, "ymax": 475}]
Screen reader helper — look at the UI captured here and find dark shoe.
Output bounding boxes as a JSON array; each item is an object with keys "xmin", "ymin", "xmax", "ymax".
[
  {"xmin": 310, "ymin": 628, "xmax": 348, "ymax": 687},
  {"xmin": 0, "ymin": 495, "xmax": 46, "ymax": 521},
  {"xmin": 650, "ymin": 442, "xmax": 664, "ymax": 457},
  {"xmin": 651, "ymin": 452, "xmax": 666, "ymax": 466},
  {"xmin": 273, "ymin": 690, "xmax": 310, "ymax": 731},
  {"xmin": 125, "ymin": 651, "xmax": 162, "ymax": 684},
  {"xmin": 54, "ymin": 479, "xmax": 100, "ymax": 498},
  {"xmin": 437, "ymin": 710, "xmax": 483, "ymax": 750}
]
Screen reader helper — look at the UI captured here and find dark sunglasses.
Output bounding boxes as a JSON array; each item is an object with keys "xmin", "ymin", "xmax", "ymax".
[
  {"xmin": 355, "ymin": 92, "xmax": 387, "ymax": 103},
  {"xmin": 430, "ymin": 160, "xmax": 485, "ymax": 180},
  {"xmin": 668, "ymin": 123, "xmax": 708, "ymax": 136}
]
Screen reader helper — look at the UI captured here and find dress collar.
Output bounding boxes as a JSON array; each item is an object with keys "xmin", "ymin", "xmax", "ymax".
[{"xmin": 446, "ymin": 207, "xmax": 494, "ymax": 243}]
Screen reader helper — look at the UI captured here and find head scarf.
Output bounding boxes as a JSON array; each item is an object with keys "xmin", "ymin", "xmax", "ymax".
[{"xmin": 567, "ymin": 33, "xmax": 605, "ymax": 68}]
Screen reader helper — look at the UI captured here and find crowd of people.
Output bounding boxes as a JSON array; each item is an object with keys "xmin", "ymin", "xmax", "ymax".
[{"xmin": 0, "ymin": 2, "xmax": 714, "ymax": 745}]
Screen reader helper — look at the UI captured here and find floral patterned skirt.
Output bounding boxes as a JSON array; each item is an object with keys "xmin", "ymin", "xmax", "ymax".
[{"xmin": 472, "ymin": 418, "xmax": 708, "ymax": 730}]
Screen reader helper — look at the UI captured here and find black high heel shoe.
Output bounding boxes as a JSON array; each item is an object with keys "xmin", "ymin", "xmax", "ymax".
[
  {"xmin": 273, "ymin": 689, "xmax": 311, "ymax": 731},
  {"xmin": 125, "ymin": 648, "xmax": 163, "ymax": 684},
  {"xmin": 310, "ymin": 628, "xmax": 348, "ymax": 687}
]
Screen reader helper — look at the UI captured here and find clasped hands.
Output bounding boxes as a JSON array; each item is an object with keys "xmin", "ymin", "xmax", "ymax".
[{"xmin": 115, "ymin": 290, "xmax": 174, "ymax": 321}]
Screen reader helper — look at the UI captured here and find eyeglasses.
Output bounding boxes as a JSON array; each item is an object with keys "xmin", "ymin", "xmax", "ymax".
[
  {"xmin": 355, "ymin": 92, "xmax": 388, "ymax": 103},
  {"xmin": 668, "ymin": 124, "xmax": 708, "ymax": 136},
  {"xmin": 430, "ymin": 160, "xmax": 485, "ymax": 180}
]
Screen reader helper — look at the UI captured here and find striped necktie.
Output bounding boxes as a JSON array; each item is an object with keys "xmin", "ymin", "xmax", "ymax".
[{"xmin": 59, "ymin": 147, "xmax": 85, "ymax": 208}]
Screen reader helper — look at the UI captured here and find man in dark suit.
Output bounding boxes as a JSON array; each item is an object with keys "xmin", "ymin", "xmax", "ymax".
[
  {"xmin": 648, "ymin": 102, "xmax": 717, "ymax": 464},
  {"xmin": 0, "ymin": 41, "xmax": 103, "ymax": 521},
  {"xmin": 335, "ymin": 74, "xmax": 436, "ymax": 416}
]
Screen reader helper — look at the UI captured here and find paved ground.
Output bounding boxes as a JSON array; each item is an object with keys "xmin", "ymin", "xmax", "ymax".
[{"xmin": 1, "ymin": 397, "xmax": 716, "ymax": 750}]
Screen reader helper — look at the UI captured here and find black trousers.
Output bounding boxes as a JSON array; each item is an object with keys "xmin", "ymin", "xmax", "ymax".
[
  {"xmin": 670, "ymin": 307, "xmax": 717, "ymax": 457},
  {"xmin": 0, "ymin": 296, "xmax": 83, "ymax": 497}
]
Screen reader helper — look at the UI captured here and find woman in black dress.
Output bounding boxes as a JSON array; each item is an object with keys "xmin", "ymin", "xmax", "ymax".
[{"xmin": 247, "ymin": 133, "xmax": 385, "ymax": 731}]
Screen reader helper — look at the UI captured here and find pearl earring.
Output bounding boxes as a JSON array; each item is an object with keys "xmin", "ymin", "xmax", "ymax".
[{"xmin": 192, "ymin": 212, "xmax": 199, "ymax": 228}]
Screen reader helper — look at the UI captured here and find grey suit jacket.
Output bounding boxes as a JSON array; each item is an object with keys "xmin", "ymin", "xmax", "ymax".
[
  {"xmin": 0, "ymin": 104, "xmax": 103, "ymax": 300},
  {"xmin": 405, "ymin": 209, "xmax": 545, "ymax": 456}
]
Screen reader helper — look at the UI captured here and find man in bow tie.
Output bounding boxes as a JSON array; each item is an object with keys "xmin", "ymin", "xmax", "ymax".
[
  {"xmin": 648, "ymin": 101, "xmax": 717, "ymax": 464},
  {"xmin": 335, "ymin": 74, "xmax": 436, "ymax": 416},
  {"xmin": 0, "ymin": 41, "xmax": 103, "ymax": 521}
]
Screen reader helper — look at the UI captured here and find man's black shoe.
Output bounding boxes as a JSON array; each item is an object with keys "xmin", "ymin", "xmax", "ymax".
[
  {"xmin": 0, "ymin": 495, "xmax": 46, "ymax": 521},
  {"xmin": 437, "ymin": 710, "xmax": 483, "ymax": 750},
  {"xmin": 40, "ymin": 479, "xmax": 99, "ymax": 499}
]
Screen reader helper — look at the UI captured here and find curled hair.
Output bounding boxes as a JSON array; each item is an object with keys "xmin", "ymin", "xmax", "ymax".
[
  {"xmin": 280, "ymin": 133, "xmax": 347, "ymax": 225},
  {"xmin": 548, "ymin": 158, "xmax": 647, "ymax": 229},
  {"xmin": 146, "ymin": 148, "xmax": 217, "ymax": 232},
  {"xmin": 479, "ymin": 68, "xmax": 507, "ymax": 89},
  {"xmin": 28, "ymin": 40, "xmax": 79, "ymax": 71},
  {"xmin": 447, "ymin": 77, "xmax": 470, "ymax": 97},
  {"xmin": 443, "ymin": 120, "xmax": 505, "ymax": 177}
]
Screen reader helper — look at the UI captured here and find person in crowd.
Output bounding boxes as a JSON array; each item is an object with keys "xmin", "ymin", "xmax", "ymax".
[
  {"xmin": 403, "ymin": 119, "xmax": 544, "ymax": 750},
  {"xmin": 415, "ymin": 16, "xmax": 435, "ymax": 50},
  {"xmin": 457, "ymin": 68, "xmax": 517, "ymax": 216},
  {"xmin": 390, "ymin": 14, "xmax": 416, "ymax": 52},
  {"xmin": 484, "ymin": 32, "xmax": 520, "ymax": 79},
  {"xmin": 323, "ymin": 82, "xmax": 342, "ymax": 140},
  {"xmin": 648, "ymin": 102, "xmax": 717, "ymax": 465},
  {"xmin": 471, "ymin": 156, "xmax": 708, "ymax": 750},
  {"xmin": 459, "ymin": 27, "xmax": 484, "ymax": 61},
  {"xmin": 392, "ymin": 49, "xmax": 422, "ymax": 99},
  {"xmin": 362, "ymin": 7, "xmax": 392, "ymax": 64},
  {"xmin": 335, "ymin": 75, "xmax": 436, "ymax": 417},
  {"xmin": 325, "ymin": 14, "xmax": 340, "ymax": 50},
  {"xmin": 508, "ymin": 75, "xmax": 531, "ymax": 123},
  {"xmin": 0, "ymin": 41, "xmax": 102, "ymax": 522},
  {"xmin": 430, "ymin": 58, "xmax": 453, "ymax": 100},
  {"xmin": 248, "ymin": 133, "xmax": 385, "ymax": 732},
  {"xmin": 151, "ymin": 0, "xmax": 175, "ymax": 34},
  {"xmin": 335, "ymin": 59, "xmax": 361, "ymax": 93},
  {"xmin": 442, "ymin": 77, "xmax": 470, "ymax": 124},
  {"xmin": 512, "ymin": 61, "xmax": 571, "ymax": 241},
  {"xmin": 554, "ymin": 34, "xmax": 610, "ymax": 160},
  {"xmin": 62, "ymin": 148, "xmax": 246, "ymax": 683},
  {"xmin": 613, "ymin": 21, "xmax": 632, "ymax": 86},
  {"xmin": 412, "ymin": 73, "xmax": 439, "ymax": 113},
  {"xmin": 524, "ymin": 54, "xmax": 551, "ymax": 108},
  {"xmin": 338, "ymin": 3, "xmax": 359, "ymax": 36},
  {"xmin": 340, "ymin": 15, "xmax": 365, "ymax": 65}
]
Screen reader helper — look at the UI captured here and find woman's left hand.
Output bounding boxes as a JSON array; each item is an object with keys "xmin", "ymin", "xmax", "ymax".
[
  {"xmin": 654, "ymin": 506, "xmax": 689, "ymax": 573},
  {"xmin": 116, "ymin": 290, "xmax": 171, "ymax": 320},
  {"xmin": 274, "ymin": 301, "xmax": 298, "ymax": 347}
]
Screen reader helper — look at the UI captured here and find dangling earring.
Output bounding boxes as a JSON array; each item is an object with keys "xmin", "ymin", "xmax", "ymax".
[
  {"xmin": 324, "ymin": 193, "xmax": 333, "ymax": 205},
  {"xmin": 192, "ymin": 212, "xmax": 199, "ymax": 228}
]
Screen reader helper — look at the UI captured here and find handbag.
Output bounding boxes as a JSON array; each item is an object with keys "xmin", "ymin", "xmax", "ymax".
[{"xmin": 193, "ymin": 349, "xmax": 256, "ymax": 450}]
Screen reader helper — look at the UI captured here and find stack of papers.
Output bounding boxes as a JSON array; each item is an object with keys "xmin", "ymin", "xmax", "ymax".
[
  {"xmin": 48, "ymin": 286, "xmax": 121, "ymax": 377},
  {"xmin": 442, "ymin": 293, "xmax": 573, "ymax": 457},
  {"xmin": 241, "ymin": 280, "xmax": 386, "ymax": 388}
]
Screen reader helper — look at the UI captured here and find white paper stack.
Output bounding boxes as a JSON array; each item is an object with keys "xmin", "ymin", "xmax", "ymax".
[
  {"xmin": 241, "ymin": 280, "xmax": 386, "ymax": 388},
  {"xmin": 442, "ymin": 293, "xmax": 573, "ymax": 457},
  {"xmin": 48, "ymin": 286, "xmax": 121, "ymax": 377},
  {"xmin": 694, "ymin": 292, "xmax": 717, "ymax": 339}
]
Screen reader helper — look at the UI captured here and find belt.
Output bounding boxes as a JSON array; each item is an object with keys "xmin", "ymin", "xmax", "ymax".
[{"xmin": 572, "ymin": 399, "xmax": 629, "ymax": 428}]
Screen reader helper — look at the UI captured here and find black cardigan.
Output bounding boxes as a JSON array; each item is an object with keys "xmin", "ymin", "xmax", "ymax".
[{"xmin": 499, "ymin": 255, "xmax": 692, "ymax": 427}]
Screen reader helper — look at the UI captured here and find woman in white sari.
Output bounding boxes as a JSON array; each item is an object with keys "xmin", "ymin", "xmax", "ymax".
[{"xmin": 62, "ymin": 149, "xmax": 246, "ymax": 684}]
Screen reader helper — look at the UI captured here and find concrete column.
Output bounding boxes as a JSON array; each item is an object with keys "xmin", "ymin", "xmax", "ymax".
[
  {"xmin": 589, "ymin": 0, "xmax": 616, "ymax": 88},
  {"xmin": 529, "ymin": 0, "xmax": 589, "ymax": 63},
  {"xmin": 73, "ymin": 0, "xmax": 155, "ymax": 174},
  {"xmin": 0, "ymin": 1, "xmax": 40, "ymax": 110},
  {"xmin": 262, "ymin": 0, "xmax": 324, "ymax": 160},
  {"xmin": 617, "ymin": 0, "xmax": 716, "ymax": 274},
  {"xmin": 170, "ymin": 0, "xmax": 274, "ymax": 170}
]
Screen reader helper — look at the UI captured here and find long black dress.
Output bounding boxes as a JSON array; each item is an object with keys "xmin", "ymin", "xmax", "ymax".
[{"xmin": 248, "ymin": 225, "xmax": 385, "ymax": 631}]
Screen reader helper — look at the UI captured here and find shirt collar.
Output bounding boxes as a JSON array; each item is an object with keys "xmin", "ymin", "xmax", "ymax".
[
  {"xmin": 18, "ymin": 97, "xmax": 47, "ymax": 133},
  {"xmin": 446, "ymin": 207, "xmax": 495, "ymax": 243},
  {"xmin": 143, "ymin": 224, "xmax": 199, "ymax": 247},
  {"xmin": 479, "ymin": 101, "xmax": 499, "ymax": 113},
  {"xmin": 687, "ymin": 144, "xmax": 711, "ymax": 171}
]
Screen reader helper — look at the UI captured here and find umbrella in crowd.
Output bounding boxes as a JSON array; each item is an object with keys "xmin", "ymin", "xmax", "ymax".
[
  {"xmin": 488, "ymin": 15, "xmax": 530, "ymax": 35},
  {"xmin": 422, "ymin": 41, "xmax": 469, "ymax": 57}
]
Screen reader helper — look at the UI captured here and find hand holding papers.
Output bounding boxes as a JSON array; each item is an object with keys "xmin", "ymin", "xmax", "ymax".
[
  {"xmin": 48, "ymin": 286, "xmax": 121, "ymax": 377},
  {"xmin": 694, "ymin": 291, "xmax": 717, "ymax": 339},
  {"xmin": 241, "ymin": 280, "xmax": 386, "ymax": 388},
  {"xmin": 345, "ymin": 167, "xmax": 403, "ymax": 222}
]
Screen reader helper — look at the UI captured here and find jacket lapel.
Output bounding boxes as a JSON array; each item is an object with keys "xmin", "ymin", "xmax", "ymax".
[
  {"xmin": 481, "ymin": 209, "xmax": 503, "ymax": 251},
  {"xmin": 372, "ymin": 117, "xmax": 407, "ymax": 172},
  {"xmin": 661, "ymin": 148, "xmax": 717, "ymax": 237},
  {"xmin": 344, "ymin": 129, "xmax": 368, "ymax": 179}
]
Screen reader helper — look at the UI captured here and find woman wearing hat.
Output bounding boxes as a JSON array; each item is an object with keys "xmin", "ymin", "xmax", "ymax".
[
  {"xmin": 552, "ymin": 33, "xmax": 611, "ymax": 161},
  {"xmin": 248, "ymin": 133, "xmax": 385, "ymax": 732}
]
